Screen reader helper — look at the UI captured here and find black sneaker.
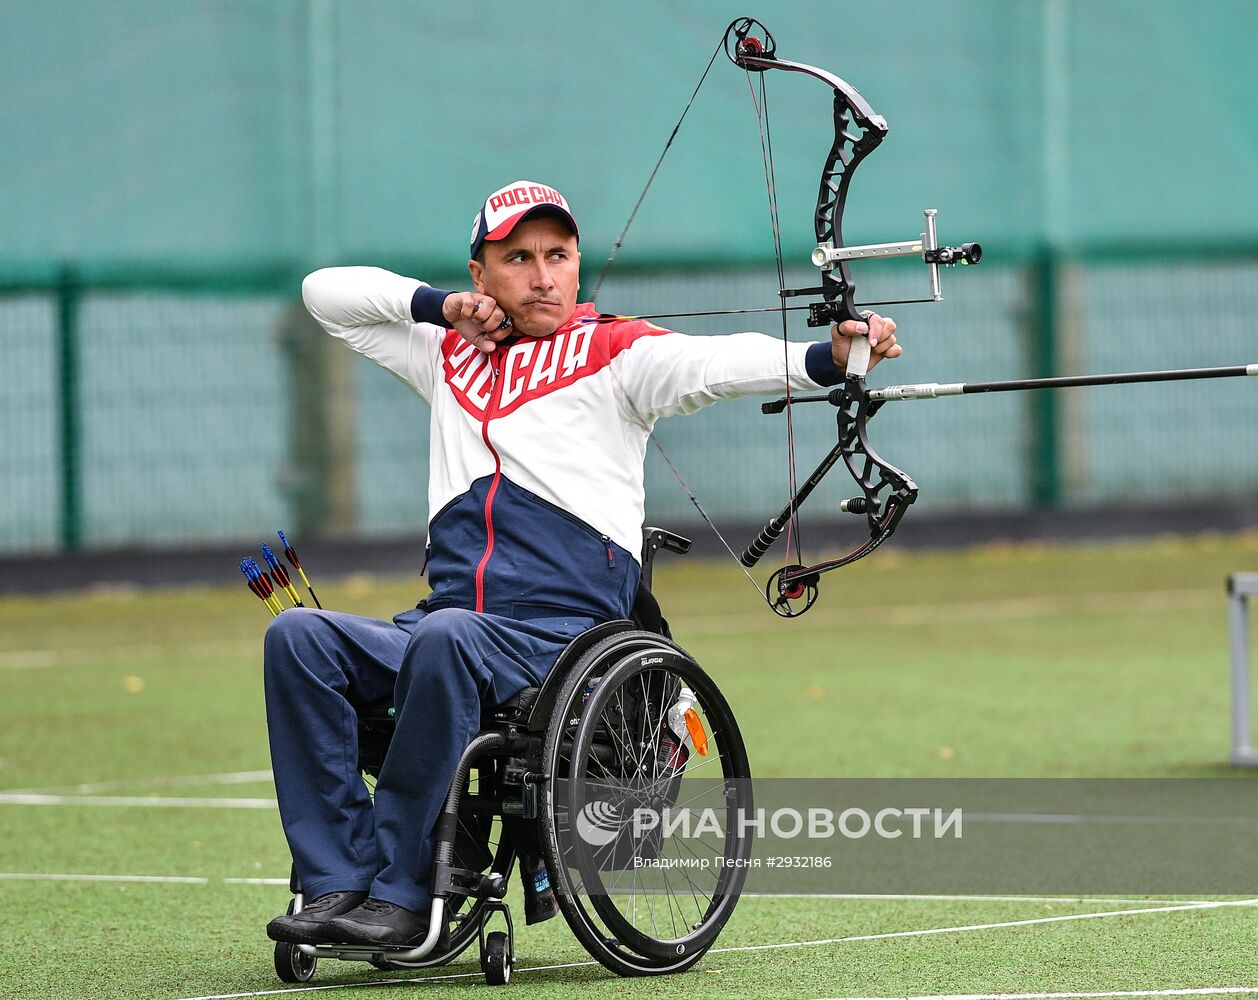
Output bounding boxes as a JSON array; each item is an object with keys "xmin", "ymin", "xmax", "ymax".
[
  {"xmin": 266, "ymin": 890, "xmax": 369, "ymax": 944},
  {"xmin": 325, "ymin": 898, "xmax": 449, "ymax": 949}
]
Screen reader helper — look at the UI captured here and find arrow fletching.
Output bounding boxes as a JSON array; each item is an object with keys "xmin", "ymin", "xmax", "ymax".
[
  {"xmin": 262, "ymin": 542, "xmax": 303, "ymax": 607},
  {"xmin": 240, "ymin": 558, "xmax": 279, "ymax": 617}
]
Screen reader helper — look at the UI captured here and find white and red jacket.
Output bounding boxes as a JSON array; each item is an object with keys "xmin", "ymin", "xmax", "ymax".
[{"xmin": 301, "ymin": 266, "xmax": 841, "ymax": 622}]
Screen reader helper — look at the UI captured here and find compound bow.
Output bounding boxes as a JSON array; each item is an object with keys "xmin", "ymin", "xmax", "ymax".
[
  {"xmin": 724, "ymin": 17, "xmax": 983, "ymax": 616},
  {"xmin": 599, "ymin": 16, "xmax": 1255, "ymax": 620}
]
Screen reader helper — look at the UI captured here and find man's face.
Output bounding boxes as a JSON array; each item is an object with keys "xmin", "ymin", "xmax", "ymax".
[{"xmin": 468, "ymin": 214, "xmax": 581, "ymax": 338}]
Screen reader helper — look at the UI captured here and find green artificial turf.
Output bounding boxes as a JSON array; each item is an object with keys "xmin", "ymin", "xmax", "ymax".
[{"xmin": 2, "ymin": 532, "xmax": 1257, "ymax": 998}]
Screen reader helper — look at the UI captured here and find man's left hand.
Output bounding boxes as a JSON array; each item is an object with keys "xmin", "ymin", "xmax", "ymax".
[{"xmin": 831, "ymin": 311, "xmax": 901, "ymax": 373}]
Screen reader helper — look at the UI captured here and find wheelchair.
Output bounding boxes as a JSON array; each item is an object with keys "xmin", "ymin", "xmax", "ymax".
[{"xmin": 273, "ymin": 528, "xmax": 755, "ymax": 986}]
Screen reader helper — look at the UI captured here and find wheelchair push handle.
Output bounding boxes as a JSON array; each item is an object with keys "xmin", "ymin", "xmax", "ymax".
[
  {"xmin": 640, "ymin": 527, "xmax": 692, "ymax": 591},
  {"xmin": 643, "ymin": 526, "xmax": 692, "ymax": 558}
]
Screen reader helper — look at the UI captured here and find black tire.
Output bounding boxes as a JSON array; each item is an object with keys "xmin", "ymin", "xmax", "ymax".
[
  {"xmin": 274, "ymin": 940, "xmax": 317, "ymax": 983},
  {"xmin": 482, "ymin": 930, "xmax": 511, "ymax": 986},
  {"xmin": 537, "ymin": 630, "xmax": 752, "ymax": 977}
]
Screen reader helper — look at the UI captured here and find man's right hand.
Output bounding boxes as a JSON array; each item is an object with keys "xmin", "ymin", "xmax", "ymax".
[{"xmin": 442, "ymin": 292, "xmax": 512, "ymax": 353}]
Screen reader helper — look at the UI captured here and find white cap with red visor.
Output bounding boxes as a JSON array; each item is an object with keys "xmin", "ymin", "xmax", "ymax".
[{"xmin": 469, "ymin": 180, "xmax": 579, "ymax": 261}]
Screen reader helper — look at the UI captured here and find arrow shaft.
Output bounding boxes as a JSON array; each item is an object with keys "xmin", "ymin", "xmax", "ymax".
[
  {"xmin": 594, "ymin": 297, "xmax": 935, "ymax": 326},
  {"xmin": 870, "ymin": 364, "xmax": 1258, "ymax": 402}
]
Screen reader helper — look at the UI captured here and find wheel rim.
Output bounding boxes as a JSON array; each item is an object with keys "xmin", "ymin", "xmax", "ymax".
[{"xmin": 548, "ymin": 641, "xmax": 752, "ymax": 965}]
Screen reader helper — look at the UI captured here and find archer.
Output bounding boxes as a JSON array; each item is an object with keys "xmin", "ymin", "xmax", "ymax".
[{"xmin": 262, "ymin": 178, "xmax": 902, "ymax": 949}]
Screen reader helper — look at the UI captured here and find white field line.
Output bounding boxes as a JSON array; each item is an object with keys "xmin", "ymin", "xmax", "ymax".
[
  {"xmin": 0, "ymin": 649, "xmax": 58, "ymax": 670},
  {"xmin": 223, "ymin": 877, "xmax": 289, "ymax": 885},
  {"xmin": 1, "ymin": 769, "xmax": 273, "ymax": 796},
  {"xmin": 741, "ymin": 893, "xmax": 1224, "ymax": 906},
  {"xmin": 5, "ymin": 789, "xmax": 1253, "ymax": 833},
  {"xmin": 818, "ymin": 991, "xmax": 1258, "ymax": 1000},
  {"xmin": 171, "ymin": 961, "xmax": 597, "ymax": 1000},
  {"xmin": 1, "ymin": 587, "xmax": 1217, "ymax": 673},
  {"xmin": 0, "ymin": 872, "xmax": 208, "ymax": 884},
  {"xmin": 678, "ymin": 587, "xmax": 1218, "ymax": 637},
  {"xmin": 0, "ymin": 793, "xmax": 275, "ymax": 809},
  {"xmin": 0, "ymin": 875, "xmax": 1221, "ymax": 905},
  {"xmin": 168, "ymin": 897, "xmax": 1258, "ymax": 1000},
  {"xmin": 708, "ymin": 897, "xmax": 1258, "ymax": 956},
  {"xmin": 0, "ymin": 637, "xmax": 258, "ymax": 670}
]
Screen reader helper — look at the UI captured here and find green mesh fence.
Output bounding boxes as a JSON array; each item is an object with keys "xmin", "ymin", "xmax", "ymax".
[
  {"xmin": 1, "ymin": 0, "xmax": 1256, "ymax": 555},
  {"xmin": 0, "ymin": 296, "xmax": 60, "ymax": 552},
  {"xmin": 2, "ymin": 255, "xmax": 1255, "ymax": 557}
]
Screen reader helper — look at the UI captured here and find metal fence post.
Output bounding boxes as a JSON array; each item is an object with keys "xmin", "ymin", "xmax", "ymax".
[
  {"xmin": 1028, "ymin": 245, "xmax": 1061, "ymax": 507},
  {"xmin": 1229, "ymin": 573, "xmax": 1258, "ymax": 767},
  {"xmin": 56, "ymin": 264, "xmax": 82, "ymax": 550},
  {"xmin": 279, "ymin": 300, "xmax": 358, "ymax": 538}
]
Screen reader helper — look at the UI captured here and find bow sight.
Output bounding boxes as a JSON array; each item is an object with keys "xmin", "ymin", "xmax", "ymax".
[{"xmin": 798, "ymin": 208, "xmax": 982, "ymax": 328}]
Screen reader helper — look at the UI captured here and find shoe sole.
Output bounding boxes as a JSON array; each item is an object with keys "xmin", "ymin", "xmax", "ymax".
[
  {"xmin": 323, "ymin": 921, "xmax": 451, "ymax": 951},
  {"xmin": 266, "ymin": 922, "xmax": 341, "ymax": 946}
]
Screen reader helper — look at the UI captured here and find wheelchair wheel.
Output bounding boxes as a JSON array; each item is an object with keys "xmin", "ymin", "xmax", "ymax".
[{"xmin": 538, "ymin": 630, "xmax": 753, "ymax": 976}]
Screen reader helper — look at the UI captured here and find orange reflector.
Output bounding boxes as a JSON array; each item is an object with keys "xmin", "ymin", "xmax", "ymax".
[{"xmin": 683, "ymin": 708, "xmax": 709, "ymax": 756}]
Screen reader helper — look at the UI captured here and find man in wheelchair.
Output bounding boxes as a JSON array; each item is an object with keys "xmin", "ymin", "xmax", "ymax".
[{"xmin": 264, "ymin": 179, "xmax": 901, "ymax": 956}]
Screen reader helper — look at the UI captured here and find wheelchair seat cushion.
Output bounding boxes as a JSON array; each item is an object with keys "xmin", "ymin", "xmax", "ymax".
[{"xmin": 483, "ymin": 685, "xmax": 540, "ymax": 723}]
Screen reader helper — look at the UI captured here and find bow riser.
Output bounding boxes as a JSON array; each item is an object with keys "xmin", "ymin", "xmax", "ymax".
[{"xmin": 814, "ymin": 95, "xmax": 887, "ymax": 330}]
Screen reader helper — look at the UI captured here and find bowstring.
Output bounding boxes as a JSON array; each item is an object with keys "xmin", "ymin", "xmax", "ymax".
[
  {"xmin": 593, "ymin": 31, "xmax": 774, "ymax": 611},
  {"xmin": 743, "ymin": 65, "xmax": 803, "ymax": 571},
  {"xmin": 590, "ymin": 37, "xmax": 724, "ymax": 303},
  {"xmin": 648, "ymin": 439, "xmax": 773, "ymax": 604}
]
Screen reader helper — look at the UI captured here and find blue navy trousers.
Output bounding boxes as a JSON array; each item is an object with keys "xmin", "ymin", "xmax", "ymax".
[{"xmin": 263, "ymin": 605, "xmax": 593, "ymax": 912}]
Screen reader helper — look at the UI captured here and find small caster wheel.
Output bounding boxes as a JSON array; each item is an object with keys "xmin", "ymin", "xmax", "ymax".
[
  {"xmin": 481, "ymin": 930, "xmax": 511, "ymax": 986},
  {"xmin": 274, "ymin": 941, "xmax": 317, "ymax": 983}
]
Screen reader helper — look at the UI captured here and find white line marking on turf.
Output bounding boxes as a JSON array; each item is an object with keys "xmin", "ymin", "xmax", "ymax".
[
  {"xmin": 167, "ymin": 897, "xmax": 1258, "ymax": 1000},
  {"xmin": 0, "ymin": 649, "xmax": 58, "ymax": 670},
  {"xmin": 816, "ymin": 990, "xmax": 1258, "ymax": 1000},
  {"xmin": 680, "ymin": 587, "xmax": 1219, "ymax": 636},
  {"xmin": 1, "ymin": 875, "xmax": 1219, "ymax": 902},
  {"xmin": 0, "ymin": 638, "xmax": 258, "ymax": 669},
  {"xmin": 709, "ymin": 897, "xmax": 1258, "ymax": 956},
  {"xmin": 2, "ymin": 769, "xmax": 274, "ymax": 796},
  {"xmin": 223, "ymin": 878, "xmax": 289, "ymax": 885},
  {"xmin": 170, "ymin": 961, "xmax": 598, "ymax": 999},
  {"xmin": 3, "ymin": 587, "xmax": 1218, "ymax": 673},
  {"xmin": 741, "ymin": 893, "xmax": 1222, "ymax": 906},
  {"xmin": 0, "ymin": 793, "xmax": 275, "ymax": 808},
  {"xmin": 0, "ymin": 872, "xmax": 209, "ymax": 884}
]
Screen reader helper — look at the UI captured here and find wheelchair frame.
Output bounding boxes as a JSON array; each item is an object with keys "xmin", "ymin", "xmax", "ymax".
[{"xmin": 274, "ymin": 528, "xmax": 753, "ymax": 986}]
